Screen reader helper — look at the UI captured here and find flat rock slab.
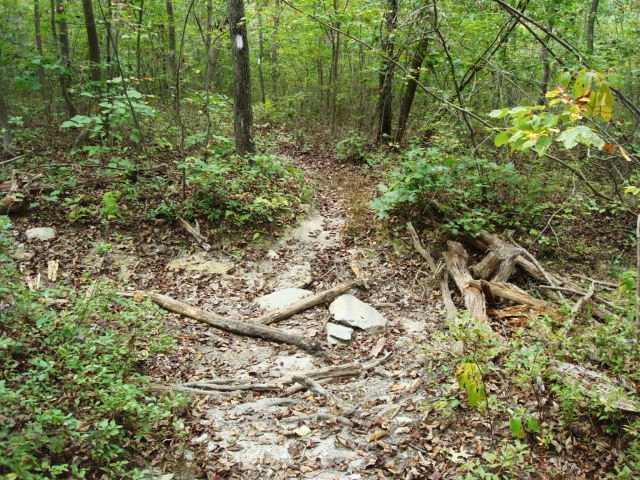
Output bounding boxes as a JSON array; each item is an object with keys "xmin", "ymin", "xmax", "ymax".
[
  {"xmin": 256, "ymin": 287, "xmax": 312, "ymax": 311},
  {"xmin": 274, "ymin": 352, "xmax": 317, "ymax": 373},
  {"xmin": 326, "ymin": 322, "xmax": 354, "ymax": 345},
  {"xmin": 329, "ymin": 294, "xmax": 388, "ymax": 333},
  {"xmin": 167, "ymin": 253, "xmax": 234, "ymax": 274},
  {"xmin": 25, "ymin": 227, "xmax": 56, "ymax": 241}
]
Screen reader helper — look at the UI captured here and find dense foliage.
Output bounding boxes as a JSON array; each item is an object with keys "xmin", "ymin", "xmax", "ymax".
[{"xmin": 0, "ymin": 218, "xmax": 183, "ymax": 478}]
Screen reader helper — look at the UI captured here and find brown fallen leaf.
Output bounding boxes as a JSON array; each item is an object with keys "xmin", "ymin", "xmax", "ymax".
[{"xmin": 366, "ymin": 429, "xmax": 389, "ymax": 442}]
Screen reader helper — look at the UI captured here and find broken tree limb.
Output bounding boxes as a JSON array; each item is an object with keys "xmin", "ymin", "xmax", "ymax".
[
  {"xmin": 468, "ymin": 280, "xmax": 547, "ymax": 307},
  {"xmin": 178, "ymin": 217, "xmax": 211, "ymax": 251},
  {"xmin": 571, "ymin": 282, "xmax": 596, "ymax": 315},
  {"xmin": 257, "ymin": 279, "xmax": 362, "ymax": 325},
  {"xmin": 140, "ymin": 291, "xmax": 328, "ymax": 355},
  {"xmin": 470, "ymin": 245, "xmax": 524, "ymax": 282},
  {"xmin": 443, "ymin": 241, "xmax": 488, "ymax": 322},
  {"xmin": 407, "ymin": 222, "xmax": 438, "ymax": 273}
]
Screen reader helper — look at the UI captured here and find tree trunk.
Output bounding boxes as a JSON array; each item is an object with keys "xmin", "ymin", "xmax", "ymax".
[
  {"xmin": 82, "ymin": 0, "xmax": 101, "ymax": 82},
  {"xmin": 585, "ymin": 0, "xmax": 599, "ymax": 53},
  {"xmin": 257, "ymin": 8, "xmax": 266, "ymax": 104},
  {"xmin": 203, "ymin": 0, "xmax": 218, "ymax": 91},
  {"xmin": 166, "ymin": 0, "xmax": 177, "ymax": 106},
  {"xmin": 0, "ymin": 79, "xmax": 14, "ymax": 155},
  {"xmin": 227, "ymin": 0, "xmax": 255, "ymax": 156},
  {"xmin": 328, "ymin": 0, "xmax": 341, "ymax": 131},
  {"xmin": 395, "ymin": 37, "xmax": 428, "ymax": 143},
  {"xmin": 33, "ymin": 0, "xmax": 47, "ymax": 96},
  {"xmin": 136, "ymin": 0, "xmax": 145, "ymax": 80},
  {"xmin": 375, "ymin": 0, "xmax": 398, "ymax": 143},
  {"xmin": 56, "ymin": 0, "xmax": 77, "ymax": 117}
]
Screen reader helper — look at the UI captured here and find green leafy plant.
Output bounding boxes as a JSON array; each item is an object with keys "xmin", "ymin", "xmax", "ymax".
[
  {"xmin": 0, "ymin": 217, "xmax": 184, "ymax": 478},
  {"xmin": 336, "ymin": 131, "xmax": 369, "ymax": 163}
]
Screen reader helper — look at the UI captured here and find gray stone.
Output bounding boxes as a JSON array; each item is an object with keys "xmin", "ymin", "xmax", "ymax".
[
  {"xmin": 25, "ymin": 227, "xmax": 56, "ymax": 241},
  {"xmin": 276, "ymin": 262, "xmax": 313, "ymax": 289},
  {"xmin": 167, "ymin": 253, "xmax": 234, "ymax": 274},
  {"xmin": 256, "ymin": 287, "xmax": 312, "ymax": 311},
  {"xmin": 329, "ymin": 294, "xmax": 388, "ymax": 333},
  {"xmin": 326, "ymin": 322, "xmax": 354, "ymax": 345},
  {"xmin": 274, "ymin": 353, "xmax": 317, "ymax": 373},
  {"xmin": 232, "ymin": 397, "xmax": 299, "ymax": 415}
]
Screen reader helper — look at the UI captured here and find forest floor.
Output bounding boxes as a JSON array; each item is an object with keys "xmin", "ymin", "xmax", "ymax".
[{"xmin": 7, "ymin": 138, "xmax": 629, "ymax": 479}]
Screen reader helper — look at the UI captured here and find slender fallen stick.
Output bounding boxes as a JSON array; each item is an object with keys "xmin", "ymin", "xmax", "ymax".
[
  {"xmin": 468, "ymin": 280, "xmax": 546, "ymax": 307},
  {"xmin": 140, "ymin": 291, "xmax": 328, "ymax": 355},
  {"xmin": 407, "ymin": 222, "xmax": 438, "ymax": 272},
  {"xmin": 571, "ymin": 282, "xmax": 596, "ymax": 314},
  {"xmin": 257, "ymin": 279, "xmax": 362, "ymax": 325},
  {"xmin": 178, "ymin": 217, "xmax": 211, "ymax": 251}
]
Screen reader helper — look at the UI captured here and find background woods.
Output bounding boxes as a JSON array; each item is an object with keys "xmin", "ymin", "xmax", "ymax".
[{"xmin": 2, "ymin": 0, "xmax": 640, "ymax": 478}]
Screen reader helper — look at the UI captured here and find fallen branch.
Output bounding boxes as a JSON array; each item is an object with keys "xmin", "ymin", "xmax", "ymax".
[
  {"xmin": 571, "ymin": 282, "xmax": 595, "ymax": 314},
  {"xmin": 178, "ymin": 217, "xmax": 211, "ymax": 251},
  {"xmin": 257, "ymin": 279, "xmax": 362, "ymax": 325},
  {"xmin": 407, "ymin": 222, "xmax": 439, "ymax": 272},
  {"xmin": 468, "ymin": 280, "xmax": 547, "ymax": 307},
  {"xmin": 280, "ymin": 413, "xmax": 352, "ymax": 426},
  {"xmin": 139, "ymin": 290, "xmax": 328, "ymax": 355}
]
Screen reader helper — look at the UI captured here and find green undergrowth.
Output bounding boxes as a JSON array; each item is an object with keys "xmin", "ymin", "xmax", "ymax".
[
  {"xmin": 424, "ymin": 290, "xmax": 640, "ymax": 479},
  {"xmin": 0, "ymin": 217, "xmax": 185, "ymax": 479},
  {"xmin": 19, "ymin": 143, "xmax": 310, "ymax": 236}
]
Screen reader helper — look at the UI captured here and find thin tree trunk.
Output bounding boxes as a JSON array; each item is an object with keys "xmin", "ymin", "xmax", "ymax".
[
  {"xmin": 56, "ymin": 0, "xmax": 77, "ymax": 117},
  {"xmin": 270, "ymin": 0, "xmax": 281, "ymax": 99},
  {"xmin": 328, "ymin": 0, "xmax": 341, "ymax": 131},
  {"xmin": 585, "ymin": 0, "xmax": 599, "ymax": 53},
  {"xmin": 203, "ymin": 0, "xmax": 216, "ymax": 91},
  {"xmin": 33, "ymin": 0, "xmax": 47, "ymax": 96},
  {"xmin": 49, "ymin": 0, "xmax": 59, "ymax": 58},
  {"xmin": 539, "ymin": 23, "xmax": 552, "ymax": 104},
  {"xmin": 166, "ymin": 0, "xmax": 177, "ymax": 107},
  {"xmin": 0, "ymin": 79, "xmax": 13, "ymax": 155},
  {"xmin": 228, "ymin": 0, "xmax": 255, "ymax": 156},
  {"xmin": 375, "ymin": 0, "xmax": 398, "ymax": 143},
  {"xmin": 257, "ymin": 8, "xmax": 266, "ymax": 104},
  {"xmin": 395, "ymin": 37, "xmax": 428, "ymax": 143},
  {"xmin": 136, "ymin": 0, "xmax": 144, "ymax": 80},
  {"xmin": 82, "ymin": 0, "xmax": 101, "ymax": 82}
]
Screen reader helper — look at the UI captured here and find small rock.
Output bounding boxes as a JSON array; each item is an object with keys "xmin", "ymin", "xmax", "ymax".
[
  {"xmin": 329, "ymin": 294, "xmax": 388, "ymax": 333},
  {"xmin": 255, "ymin": 287, "xmax": 312, "ymax": 311},
  {"xmin": 276, "ymin": 262, "xmax": 313, "ymax": 288},
  {"xmin": 191, "ymin": 433, "xmax": 209, "ymax": 444},
  {"xmin": 266, "ymin": 249, "xmax": 280, "ymax": 260},
  {"xmin": 275, "ymin": 353, "xmax": 316, "ymax": 372},
  {"xmin": 326, "ymin": 322, "xmax": 354, "ymax": 345},
  {"xmin": 395, "ymin": 416, "xmax": 413, "ymax": 426},
  {"xmin": 25, "ymin": 227, "xmax": 56, "ymax": 241},
  {"xmin": 293, "ymin": 425, "xmax": 312, "ymax": 437}
]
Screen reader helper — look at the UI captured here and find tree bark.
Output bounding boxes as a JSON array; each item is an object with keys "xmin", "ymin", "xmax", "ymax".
[
  {"xmin": 375, "ymin": 0, "xmax": 398, "ymax": 143},
  {"xmin": 166, "ymin": 0, "xmax": 177, "ymax": 107},
  {"xmin": 33, "ymin": 0, "xmax": 47, "ymax": 96},
  {"xmin": 395, "ymin": 37, "xmax": 428, "ymax": 143},
  {"xmin": 0, "ymin": 79, "xmax": 14, "ymax": 155},
  {"xmin": 227, "ymin": 0, "xmax": 256, "ymax": 156},
  {"xmin": 328, "ymin": 0, "xmax": 341, "ymax": 131},
  {"xmin": 257, "ymin": 8, "xmax": 266, "ymax": 104},
  {"xmin": 443, "ymin": 241, "xmax": 489, "ymax": 322},
  {"xmin": 82, "ymin": 0, "xmax": 101, "ymax": 82},
  {"xmin": 585, "ymin": 0, "xmax": 599, "ymax": 54},
  {"xmin": 55, "ymin": 0, "xmax": 77, "ymax": 117},
  {"xmin": 136, "ymin": 0, "xmax": 145, "ymax": 80}
]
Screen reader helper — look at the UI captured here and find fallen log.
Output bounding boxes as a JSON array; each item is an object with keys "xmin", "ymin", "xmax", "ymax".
[
  {"xmin": 468, "ymin": 280, "xmax": 546, "ymax": 307},
  {"xmin": 140, "ymin": 291, "xmax": 328, "ymax": 355},
  {"xmin": 257, "ymin": 279, "xmax": 362, "ymax": 325},
  {"xmin": 443, "ymin": 241, "xmax": 488, "ymax": 322}
]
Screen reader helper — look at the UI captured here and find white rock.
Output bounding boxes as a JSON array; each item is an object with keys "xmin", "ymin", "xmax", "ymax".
[
  {"xmin": 329, "ymin": 294, "xmax": 388, "ymax": 333},
  {"xmin": 275, "ymin": 353, "xmax": 316, "ymax": 373},
  {"xmin": 25, "ymin": 227, "xmax": 56, "ymax": 241},
  {"xmin": 276, "ymin": 262, "xmax": 313, "ymax": 288},
  {"xmin": 326, "ymin": 322, "xmax": 354, "ymax": 345},
  {"xmin": 255, "ymin": 287, "xmax": 312, "ymax": 311}
]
